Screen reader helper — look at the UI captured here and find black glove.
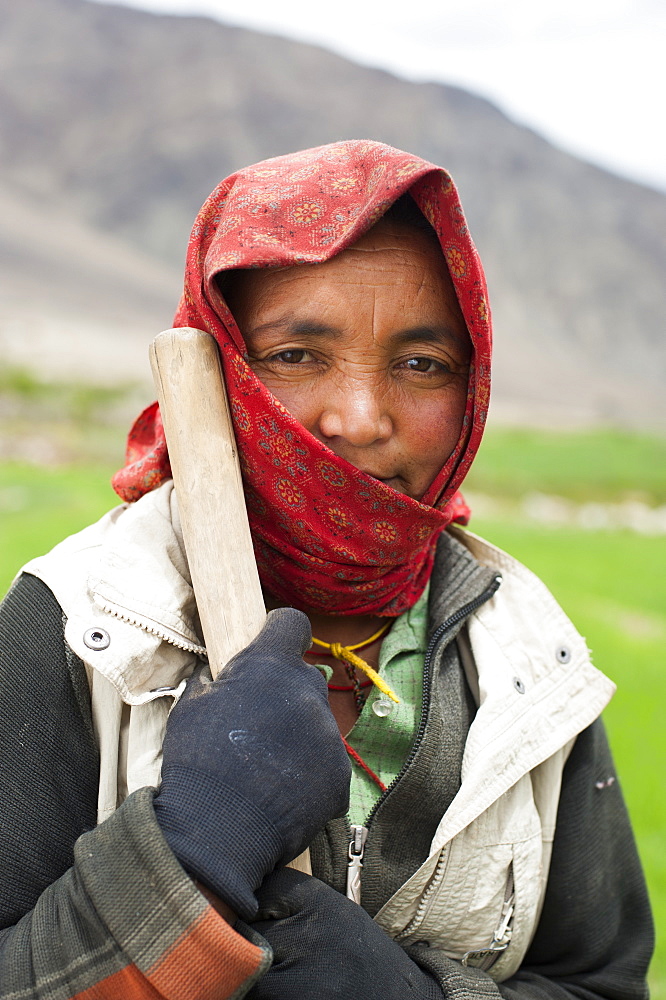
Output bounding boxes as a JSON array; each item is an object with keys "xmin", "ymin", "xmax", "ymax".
[
  {"xmin": 247, "ymin": 868, "xmax": 443, "ymax": 999},
  {"xmin": 153, "ymin": 608, "xmax": 351, "ymax": 919}
]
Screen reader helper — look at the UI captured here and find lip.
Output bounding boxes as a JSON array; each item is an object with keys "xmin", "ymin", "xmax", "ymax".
[
  {"xmin": 362, "ymin": 473, "xmax": 396, "ymax": 483},
  {"xmin": 352, "ymin": 467, "xmax": 411, "ymax": 495},
  {"xmin": 367, "ymin": 474, "xmax": 409, "ymax": 494}
]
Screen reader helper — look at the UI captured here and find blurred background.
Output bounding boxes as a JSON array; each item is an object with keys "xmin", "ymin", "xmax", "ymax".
[{"xmin": 1, "ymin": 0, "xmax": 664, "ymax": 991}]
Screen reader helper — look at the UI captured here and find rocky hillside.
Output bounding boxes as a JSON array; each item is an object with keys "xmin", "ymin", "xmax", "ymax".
[{"xmin": 1, "ymin": 0, "xmax": 665, "ymax": 427}]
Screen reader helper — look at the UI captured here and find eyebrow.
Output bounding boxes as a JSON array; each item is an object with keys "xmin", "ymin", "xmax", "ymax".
[
  {"xmin": 391, "ymin": 326, "xmax": 465, "ymax": 347},
  {"xmin": 247, "ymin": 318, "xmax": 339, "ymax": 339},
  {"xmin": 248, "ymin": 317, "xmax": 466, "ymax": 346}
]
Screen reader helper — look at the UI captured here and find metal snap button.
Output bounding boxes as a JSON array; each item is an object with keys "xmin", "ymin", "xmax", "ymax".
[
  {"xmin": 83, "ymin": 628, "xmax": 110, "ymax": 650},
  {"xmin": 512, "ymin": 676, "xmax": 526, "ymax": 694},
  {"xmin": 556, "ymin": 645, "xmax": 571, "ymax": 664}
]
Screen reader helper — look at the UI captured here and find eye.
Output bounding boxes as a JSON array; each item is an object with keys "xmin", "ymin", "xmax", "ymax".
[
  {"xmin": 272, "ymin": 349, "xmax": 311, "ymax": 364},
  {"xmin": 404, "ymin": 356, "xmax": 445, "ymax": 373}
]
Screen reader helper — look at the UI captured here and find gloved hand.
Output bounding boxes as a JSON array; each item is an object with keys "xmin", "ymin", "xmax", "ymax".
[
  {"xmin": 153, "ymin": 608, "xmax": 351, "ymax": 919},
  {"xmin": 247, "ymin": 868, "xmax": 443, "ymax": 999}
]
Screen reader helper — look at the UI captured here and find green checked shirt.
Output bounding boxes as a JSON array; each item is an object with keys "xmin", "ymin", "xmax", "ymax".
[{"xmin": 317, "ymin": 583, "xmax": 429, "ymax": 826}]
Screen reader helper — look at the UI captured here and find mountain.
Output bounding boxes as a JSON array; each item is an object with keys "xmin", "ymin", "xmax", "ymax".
[
  {"xmin": 1, "ymin": 0, "xmax": 665, "ymax": 426},
  {"xmin": 0, "ymin": 177, "xmax": 179, "ymax": 382}
]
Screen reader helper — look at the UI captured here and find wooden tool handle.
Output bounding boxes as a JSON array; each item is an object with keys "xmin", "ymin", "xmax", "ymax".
[
  {"xmin": 150, "ymin": 327, "xmax": 311, "ymax": 875},
  {"xmin": 150, "ymin": 328, "xmax": 265, "ymax": 676}
]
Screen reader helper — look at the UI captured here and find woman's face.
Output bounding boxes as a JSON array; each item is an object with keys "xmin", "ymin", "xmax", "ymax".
[{"xmin": 225, "ymin": 219, "xmax": 471, "ymax": 501}]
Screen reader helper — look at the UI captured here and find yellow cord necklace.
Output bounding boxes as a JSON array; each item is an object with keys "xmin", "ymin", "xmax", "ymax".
[{"xmin": 309, "ymin": 621, "xmax": 400, "ymax": 708}]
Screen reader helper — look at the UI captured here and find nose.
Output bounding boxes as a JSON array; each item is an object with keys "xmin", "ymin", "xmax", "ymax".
[{"xmin": 317, "ymin": 381, "xmax": 393, "ymax": 447}]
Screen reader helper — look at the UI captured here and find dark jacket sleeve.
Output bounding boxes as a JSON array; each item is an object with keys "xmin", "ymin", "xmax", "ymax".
[
  {"xmin": 406, "ymin": 719, "xmax": 654, "ymax": 999},
  {"xmin": 0, "ymin": 573, "xmax": 271, "ymax": 999}
]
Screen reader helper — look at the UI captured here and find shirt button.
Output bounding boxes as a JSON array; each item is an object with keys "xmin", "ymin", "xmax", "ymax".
[{"xmin": 372, "ymin": 697, "xmax": 395, "ymax": 717}]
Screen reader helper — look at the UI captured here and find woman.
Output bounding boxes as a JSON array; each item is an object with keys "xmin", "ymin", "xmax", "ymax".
[{"xmin": 0, "ymin": 141, "xmax": 653, "ymax": 999}]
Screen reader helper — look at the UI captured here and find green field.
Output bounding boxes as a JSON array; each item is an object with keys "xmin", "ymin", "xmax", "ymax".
[
  {"xmin": 464, "ymin": 426, "xmax": 666, "ymax": 504},
  {"xmin": 0, "ymin": 426, "xmax": 664, "ymax": 994}
]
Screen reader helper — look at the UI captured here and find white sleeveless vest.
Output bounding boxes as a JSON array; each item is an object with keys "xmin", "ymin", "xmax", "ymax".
[{"xmin": 23, "ymin": 483, "xmax": 614, "ymax": 981}]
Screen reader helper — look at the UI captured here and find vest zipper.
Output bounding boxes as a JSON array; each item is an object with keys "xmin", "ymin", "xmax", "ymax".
[
  {"xmin": 347, "ymin": 573, "xmax": 502, "ymax": 903},
  {"xmin": 95, "ymin": 597, "xmax": 207, "ymax": 657},
  {"xmin": 461, "ymin": 864, "xmax": 515, "ymax": 971},
  {"xmin": 346, "ymin": 824, "xmax": 368, "ymax": 902}
]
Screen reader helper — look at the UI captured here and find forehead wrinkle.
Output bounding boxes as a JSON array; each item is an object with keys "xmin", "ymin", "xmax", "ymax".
[
  {"xmin": 335, "ymin": 260, "xmax": 438, "ymax": 285},
  {"xmin": 344, "ymin": 241, "xmax": 436, "ymax": 259},
  {"xmin": 370, "ymin": 282, "xmax": 378, "ymax": 347}
]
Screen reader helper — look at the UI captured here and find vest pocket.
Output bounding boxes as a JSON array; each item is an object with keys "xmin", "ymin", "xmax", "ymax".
[
  {"xmin": 461, "ymin": 863, "xmax": 515, "ymax": 971},
  {"xmin": 382, "ymin": 775, "xmax": 545, "ymax": 981},
  {"xmin": 396, "ymin": 839, "xmax": 514, "ymax": 953}
]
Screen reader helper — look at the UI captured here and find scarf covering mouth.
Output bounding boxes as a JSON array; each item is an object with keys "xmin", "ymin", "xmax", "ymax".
[{"xmin": 112, "ymin": 140, "xmax": 492, "ymax": 616}]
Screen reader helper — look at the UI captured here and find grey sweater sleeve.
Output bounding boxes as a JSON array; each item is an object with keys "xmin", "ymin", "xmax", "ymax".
[
  {"xmin": 405, "ymin": 720, "xmax": 654, "ymax": 1000},
  {"xmin": 0, "ymin": 573, "xmax": 99, "ymax": 924},
  {"xmin": 0, "ymin": 573, "xmax": 271, "ymax": 999}
]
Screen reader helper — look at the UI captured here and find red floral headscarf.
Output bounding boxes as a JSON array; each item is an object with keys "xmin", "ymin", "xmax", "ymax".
[{"xmin": 113, "ymin": 141, "xmax": 492, "ymax": 616}]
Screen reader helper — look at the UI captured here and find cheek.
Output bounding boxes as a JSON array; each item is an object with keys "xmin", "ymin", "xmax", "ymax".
[{"xmin": 397, "ymin": 387, "xmax": 467, "ymax": 471}]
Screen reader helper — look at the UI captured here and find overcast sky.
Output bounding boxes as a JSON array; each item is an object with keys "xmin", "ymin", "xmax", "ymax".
[{"xmin": 92, "ymin": 0, "xmax": 666, "ymax": 192}]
